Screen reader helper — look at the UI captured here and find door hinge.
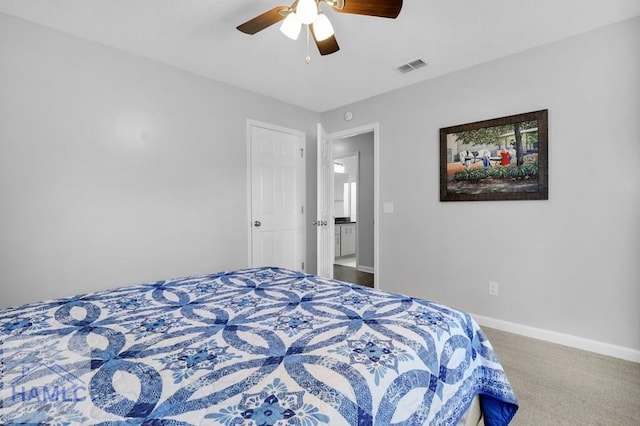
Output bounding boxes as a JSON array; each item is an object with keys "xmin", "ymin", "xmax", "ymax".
[
  {"xmin": 301, "ymin": 261, "xmax": 305, "ymax": 271},
  {"xmin": 301, "ymin": 205, "xmax": 304, "ymax": 214},
  {"xmin": 300, "ymin": 148, "xmax": 304, "ymax": 158}
]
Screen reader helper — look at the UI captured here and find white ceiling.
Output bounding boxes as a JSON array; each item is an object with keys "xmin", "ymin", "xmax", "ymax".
[{"xmin": 1, "ymin": 0, "xmax": 639, "ymax": 112}]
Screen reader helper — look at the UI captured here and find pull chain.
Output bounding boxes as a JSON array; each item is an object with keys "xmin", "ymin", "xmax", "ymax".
[{"xmin": 305, "ymin": 26, "xmax": 311, "ymax": 64}]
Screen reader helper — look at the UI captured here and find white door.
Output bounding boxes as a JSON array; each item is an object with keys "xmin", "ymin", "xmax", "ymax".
[
  {"xmin": 249, "ymin": 122, "xmax": 306, "ymax": 271},
  {"xmin": 316, "ymin": 123, "xmax": 334, "ymax": 278}
]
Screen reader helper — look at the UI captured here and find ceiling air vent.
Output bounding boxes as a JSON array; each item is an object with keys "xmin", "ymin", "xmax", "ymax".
[{"xmin": 395, "ymin": 58, "xmax": 428, "ymax": 74}]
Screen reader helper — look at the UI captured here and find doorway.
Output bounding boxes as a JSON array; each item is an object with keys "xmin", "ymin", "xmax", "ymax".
[
  {"xmin": 332, "ymin": 134, "xmax": 374, "ymax": 287},
  {"xmin": 317, "ymin": 123, "xmax": 378, "ymax": 288}
]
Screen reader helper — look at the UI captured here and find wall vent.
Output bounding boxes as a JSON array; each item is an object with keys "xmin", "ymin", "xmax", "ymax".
[{"xmin": 395, "ymin": 58, "xmax": 428, "ymax": 74}]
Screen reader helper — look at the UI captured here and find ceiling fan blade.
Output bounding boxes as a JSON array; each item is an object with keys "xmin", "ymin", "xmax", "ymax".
[
  {"xmin": 310, "ymin": 24, "xmax": 340, "ymax": 55},
  {"xmin": 333, "ymin": 0, "xmax": 402, "ymax": 18},
  {"xmin": 237, "ymin": 6, "xmax": 289, "ymax": 34}
]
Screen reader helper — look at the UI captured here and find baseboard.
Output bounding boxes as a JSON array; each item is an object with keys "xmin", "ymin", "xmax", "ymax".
[
  {"xmin": 357, "ymin": 265, "xmax": 374, "ymax": 274},
  {"xmin": 472, "ymin": 313, "xmax": 640, "ymax": 364}
]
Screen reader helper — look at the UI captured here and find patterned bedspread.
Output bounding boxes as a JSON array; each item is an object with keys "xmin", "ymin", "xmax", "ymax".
[{"xmin": 0, "ymin": 267, "xmax": 518, "ymax": 425}]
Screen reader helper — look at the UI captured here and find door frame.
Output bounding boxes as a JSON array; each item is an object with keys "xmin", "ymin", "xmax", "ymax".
[
  {"xmin": 246, "ymin": 119, "xmax": 306, "ymax": 269},
  {"xmin": 325, "ymin": 123, "xmax": 379, "ymax": 287}
]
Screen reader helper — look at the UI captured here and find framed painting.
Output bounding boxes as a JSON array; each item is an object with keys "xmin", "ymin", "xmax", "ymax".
[{"xmin": 440, "ymin": 109, "xmax": 548, "ymax": 201}]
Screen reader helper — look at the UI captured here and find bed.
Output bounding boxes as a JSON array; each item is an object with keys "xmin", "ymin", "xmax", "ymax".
[{"xmin": 0, "ymin": 267, "xmax": 518, "ymax": 425}]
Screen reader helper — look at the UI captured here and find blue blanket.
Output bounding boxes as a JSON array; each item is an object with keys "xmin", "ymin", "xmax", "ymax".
[{"xmin": 0, "ymin": 267, "xmax": 518, "ymax": 425}]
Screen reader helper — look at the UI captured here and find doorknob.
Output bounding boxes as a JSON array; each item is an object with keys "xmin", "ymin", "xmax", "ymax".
[{"xmin": 254, "ymin": 220, "xmax": 262, "ymax": 227}]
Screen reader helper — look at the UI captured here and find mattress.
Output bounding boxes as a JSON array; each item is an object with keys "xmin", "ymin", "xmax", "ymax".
[{"xmin": 0, "ymin": 267, "xmax": 518, "ymax": 425}]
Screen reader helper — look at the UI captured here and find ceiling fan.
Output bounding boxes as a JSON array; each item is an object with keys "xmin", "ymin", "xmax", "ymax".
[{"xmin": 236, "ymin": 0, "xmax": 403, "ymax": 58}]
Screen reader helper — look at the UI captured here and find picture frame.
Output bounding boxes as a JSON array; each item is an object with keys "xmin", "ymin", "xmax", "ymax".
[{"xmin": 440, "ymin": 109, "xmax": 548, "ymax": 202}]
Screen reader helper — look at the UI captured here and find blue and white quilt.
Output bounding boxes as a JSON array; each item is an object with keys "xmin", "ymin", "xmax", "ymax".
[{"xmin": 0, "ymin": 267, "xmax": 518, "ymax": 425}]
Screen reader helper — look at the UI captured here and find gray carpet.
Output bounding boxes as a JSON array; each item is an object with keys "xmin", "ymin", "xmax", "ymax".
[{"xmin": 483, "ymin": 327, "xmax": 640, "ymax": 425}]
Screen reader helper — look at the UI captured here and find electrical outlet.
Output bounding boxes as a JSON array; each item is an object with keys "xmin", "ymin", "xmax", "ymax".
[{"xmin": 488, "ymin": 281, "xmax": 499, "ymax": 296}]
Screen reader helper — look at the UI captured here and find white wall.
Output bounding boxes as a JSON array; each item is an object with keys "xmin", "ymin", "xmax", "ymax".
[
  {"xmin": 0, "ymin": 13, "xmax": 319, "ymax": 308},
  {"xmin": 321, "ymin": 17, "xmax": 640, "ymax": 353},
  {"xmin": 1, "ymin": 12, "xmax": 638, "ymax": 356}
]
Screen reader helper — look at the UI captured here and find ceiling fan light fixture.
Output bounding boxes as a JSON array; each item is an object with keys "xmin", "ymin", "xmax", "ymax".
[
  {"xmin": 237, "ymin": 0, "xmax": 404, "ymax": 58},
  {"xmin": 297, "ymin": 0, "xmax": 319, "ymax": 25},
  {"xmin": 280, "ymin": 12, "xmax": 302, "ymax": 40},
  {"xmin": 312, "ymin": 13, "xmax": 334, "ymax": 41}
]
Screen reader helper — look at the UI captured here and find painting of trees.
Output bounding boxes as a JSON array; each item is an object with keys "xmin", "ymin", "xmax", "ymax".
[
  {"xmin": 453, "ymin": 120, "xmax": 538, "ymax": 166},
  {"xmin": 440, "ymin": 110, "xmax": 548, "ymax": 201}
]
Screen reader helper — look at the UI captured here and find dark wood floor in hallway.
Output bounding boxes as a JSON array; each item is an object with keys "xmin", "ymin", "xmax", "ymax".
[{"xmin": 333, "ymin": 264, "xmax": 374, "ymax": 288}]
